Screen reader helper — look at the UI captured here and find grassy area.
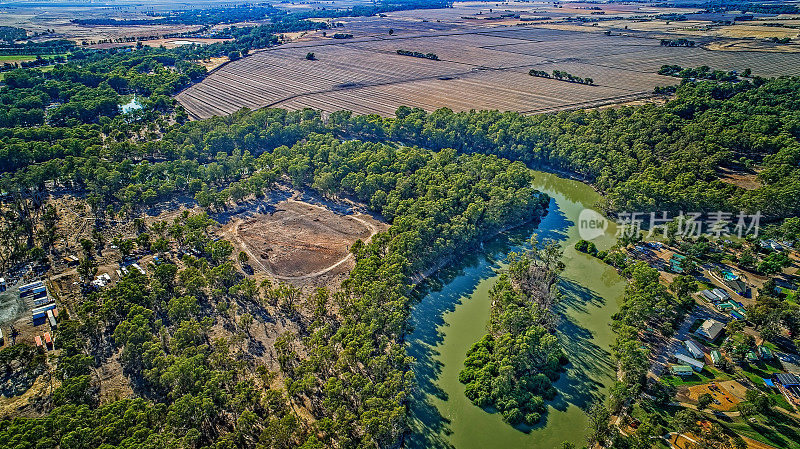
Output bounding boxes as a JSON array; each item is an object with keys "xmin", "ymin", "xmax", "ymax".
[
  {"xmin": 662, "ymin": 366, "xmax": 733, "ymax": 387},
  {"xmin": 720, "ymin": 411, "xmax": 800, "ymax": 449}
]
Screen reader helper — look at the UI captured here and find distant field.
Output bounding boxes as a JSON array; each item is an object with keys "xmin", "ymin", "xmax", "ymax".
[{"xmin": 177, "ymin": 26, "xmax": 800, "ymax": 118}]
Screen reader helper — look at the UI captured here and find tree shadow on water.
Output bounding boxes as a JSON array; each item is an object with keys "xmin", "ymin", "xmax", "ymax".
[
  {"xmin": 550, "ymin": 279, "xmax": 615, "ymax": 414},
  {"xmin": 408, "ymin": 200, "xmax": 591, "ymax": 444}
]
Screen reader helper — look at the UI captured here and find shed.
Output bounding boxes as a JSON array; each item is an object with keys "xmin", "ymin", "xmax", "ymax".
[
  {"xmin": 758, "ymin": 345, "xmax": 773, "ymax": 360},
  {"xmin": 685, "ymin": 340, "xmax": 704, "ymax": 359},
  {"xmin": 34, "ymin": 335, "xmax": 42, "ymax": 347},
  {"xmin": 674, "ymin": 352, "xmax": 705, "ymax": 372},
  {"xmin": 47, "ymin": 309, "xmax": 57, "ymax": 328},
  {"xmin": 671, "ymin": 365, "xmax": 694, "ymax": 377},
  {"xmin": 711, "ymin": 350, "xmax": 723, "ymax": 366}
]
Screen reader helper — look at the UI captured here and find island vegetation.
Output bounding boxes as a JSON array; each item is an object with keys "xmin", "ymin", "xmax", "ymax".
[{"xmin": 459, "ymin": 237, "xmax": 566, "ymax": 426}]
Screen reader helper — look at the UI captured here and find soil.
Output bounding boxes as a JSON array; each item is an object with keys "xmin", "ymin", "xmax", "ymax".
[{"xmin": 222, "ymin": 196, "xmax": 386, "ymax": 288}]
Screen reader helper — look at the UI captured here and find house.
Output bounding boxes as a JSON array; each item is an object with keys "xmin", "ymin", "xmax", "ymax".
[
  {"xmin": 43, "ymin": 332, "xmax": 52, "ymax": 348},
  {"xmin": 34, "ymin": 335, "xmax": 42, "ymax": 347},
  {"xmin": 758, "ymin": 345, "xmax": 773, "ymax": 360},
  {"xmin": 746, "ymin": 351, "xmax": 760, "ymax": 363},
  {"xmin": 685, "ymin": 340, "xmax": 704, "ymax": 359},
  {"xmin": 695, "ymin": 319, "xmax": 725, "ymax": 342},
  {"xmin": 711, "ymin": 350, "xmax": 723, "ymax": 366},
  {"xmin": 671, "ymin": 365, "xmax": 694, "ymax": 377},
  {"xmin": 774, "ymin": 279, "xmax": 797, "ymax": 296},
  {"xmin": 674, "ymin": 352, "xmax": 705, "ymax": 372},
  {"xmin": 0, "ymin": 277, "xmax": 5, "ymax": 292}
]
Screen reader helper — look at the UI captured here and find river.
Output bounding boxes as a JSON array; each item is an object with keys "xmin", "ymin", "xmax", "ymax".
[{"xmin": 407, "ymin": 171, "xmax": 625, "ymax": 449}]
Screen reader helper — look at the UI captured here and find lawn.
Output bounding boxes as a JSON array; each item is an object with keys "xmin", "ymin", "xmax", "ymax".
[{"xmin": 662, "ymin": 366, "xmax": 733, "ymax": 387}]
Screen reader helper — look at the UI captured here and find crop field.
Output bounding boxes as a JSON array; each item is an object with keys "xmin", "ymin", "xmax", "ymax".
[{"xmin": 178, "ymin": 23, "xmax": 800, "ymax": 118}]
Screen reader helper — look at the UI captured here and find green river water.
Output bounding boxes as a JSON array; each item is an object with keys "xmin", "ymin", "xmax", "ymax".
[{"xmin": 408, "ymin": 171, "xmax": 625, "ymax": 449}]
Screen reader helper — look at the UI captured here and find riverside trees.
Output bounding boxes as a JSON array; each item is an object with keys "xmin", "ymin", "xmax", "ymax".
[{"xmin": 459, "ymin": 237, "xmax": 566, "ymax": 426}]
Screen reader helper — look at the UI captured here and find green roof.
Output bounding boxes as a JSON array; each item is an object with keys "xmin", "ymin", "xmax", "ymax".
[{"xmin": 671, "ymin": 365, "xmax": 694, "ymax": 375}]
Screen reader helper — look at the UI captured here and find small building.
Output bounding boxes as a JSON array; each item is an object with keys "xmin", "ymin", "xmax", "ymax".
[
  {"xmin": 19, "ymin": 280, "xmax": 44, "ymax": 297},
  {"xmin": 670, "ymin": 254, "xmax": 686, "ymax": 273},
  {"xmin": 131, "ymin": 263, "xmax": 145, "ymax": 274},
  {"xmin": 758, "ymin": 345, "xmax": 773, "ymax": 360},
  {"xmin": 725, "ymin": 278, "xmax": 747, "ymax": 295},
  {"xmin": 712, "ymin": 288, "xmax": 730, "ymax": 301},
  {"xmin": 32, "ymin": 303, "xmax": 57, "ymax": 324},
  {"xmin": 0, "ymin": 277, "xmax": 6, "ymax": 292},
  {"xmin": 674, "ymin": 352, "xmax": 705, "ymax": 372},
  {"xmin": 91, "ymin": 273, "xmax": 112, "ymax": 288},
  {"xmin": 47, "ymin": 309, "xmax": 57, "ymax": 329},
  {"xmin": 700, "ymin": 289, "xmax": 722, "ymax": 303},
  {"xmin": 774, "ymin": 279, "xmax": 797, "ymax": 296},
  {"xmin": 695, "ymin": 319, "xmax": 725, "ymax": 342},
  {"xmin": 776, "ymin": 373, "xmax": 800, "ymax": 388},
  {"xmin": 685, "ymin": 340, "xmax": 704, "ymax": 359},
  {"xmin": 34, "ymin": 335, "xmax": 42, "ymax": 347},
  {"xmin": 711, "ymin": 350, "xmax": 723, "ymax": 366},
  {"xmin": 43, "ymin": 332, "xmax": 52, "ymax": 348},
  {"xmin": 746, "ymin": 351, "xmax": 759, "ymax": 363},
  {"xmin": 671, "ymin": 365, "xmax": 694, "ymax": 377}
]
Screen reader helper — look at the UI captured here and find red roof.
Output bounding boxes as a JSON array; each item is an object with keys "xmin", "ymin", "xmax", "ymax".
[
  {"xmin": 34, "ymin": 336, "xmax": 42, "ymax": 346},
  {"xmin": 44, "ymin": 332, "xmax": 52, "ymax": 344}
]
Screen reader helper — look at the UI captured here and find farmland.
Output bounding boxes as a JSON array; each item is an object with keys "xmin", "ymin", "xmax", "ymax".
[{"xmin": 178, "ymin": 23, "xmax": 800, "ymax": 117}]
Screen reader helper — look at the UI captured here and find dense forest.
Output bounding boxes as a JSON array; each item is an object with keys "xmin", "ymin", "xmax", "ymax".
[
  {"xmin": 459, "ymin": 237, "xmax": 565, "ymax": 427},
  {"xmin": 1, "ymin": 23, "xmax": 800, "ymax": 448}
]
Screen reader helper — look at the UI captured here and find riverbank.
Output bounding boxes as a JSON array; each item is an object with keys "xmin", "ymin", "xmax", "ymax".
[{"xmin": 407, "ymin": 170, "xmax": 625, "ymax": 449}]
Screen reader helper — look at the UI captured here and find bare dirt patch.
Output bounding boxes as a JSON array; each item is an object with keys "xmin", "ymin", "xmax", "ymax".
[
  {"xmin": 719, "ymin": 167, "xmax": 762, "ymax": 190},
  {"xmin": 224, "ymin": 198, "xmax": 386, "ymax": 285}
]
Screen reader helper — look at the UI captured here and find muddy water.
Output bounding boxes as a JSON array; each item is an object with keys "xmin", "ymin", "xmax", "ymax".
[{"xmin": 408, "ymin": 171, "xmax": 625, "ymax": 449}]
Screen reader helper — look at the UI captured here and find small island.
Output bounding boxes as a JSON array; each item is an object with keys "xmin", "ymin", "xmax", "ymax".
[{"xmin": 459, "ymin": 237, "xmax": 567, "ymax": 427}]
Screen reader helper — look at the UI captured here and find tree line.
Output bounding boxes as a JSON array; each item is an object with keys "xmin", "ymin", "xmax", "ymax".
[{"xmin": 529, "ymin": 69, "xmax": 594, "ymax": 85}]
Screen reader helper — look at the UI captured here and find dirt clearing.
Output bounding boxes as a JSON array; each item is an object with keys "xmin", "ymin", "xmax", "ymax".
[{"xmin": 225, "ymin": 198, "xmax": 386, "ymax": 285}]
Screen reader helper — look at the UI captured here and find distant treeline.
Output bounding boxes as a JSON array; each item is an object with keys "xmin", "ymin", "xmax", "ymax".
[
  {"xmin": 660, "ymin": 38, "xmax": 695, "ymax": 47},
  {"xmin": 396, "ymin": 49, "xmax": 439, "ymax": 60},
  {"xmin": 0, "ymin": 39, "xmax": 76, "ymax": 56},
  {"xmin": 0, "ymin": 26, "xmax": 27, "ymax": 44},
  {"xmin": 658, "ymin": 64, "xmax": 741, "ymax": 81},
  {"xmin": 655, "ymin": 13, "xmax": 688, "ymax": 21},
  {"xmin": 332, "ymin": 33, "xmax": 353, "ymax": 39},
  {"xmin": 73, "ymin": 0, "xmax": 453, "ymax": 27},
  {"xmin": 0, "ymin": 55, "xmax": 67, "ymax": 73},
  {"xmin": 529, "ymin": 69, "xmax": 594, "ymax": 85}
]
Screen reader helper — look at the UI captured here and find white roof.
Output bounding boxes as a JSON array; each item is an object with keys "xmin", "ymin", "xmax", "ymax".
[
  {"xmin": 674, "ymin": 352, "xmax": 705, "ymax": 370},
  {"xmin": 696, "ymin": 319, "xmax": 725, "ymax": 341}
]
